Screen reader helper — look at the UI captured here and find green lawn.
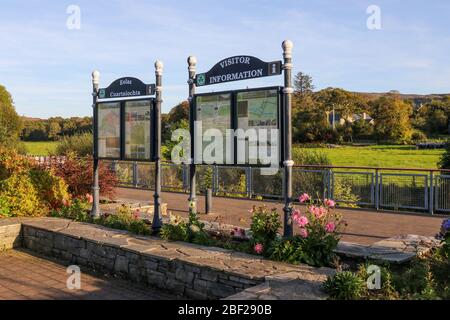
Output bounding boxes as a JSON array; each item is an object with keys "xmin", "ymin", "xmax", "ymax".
[
  {"xmin": 23, "ymin": 141, "xmax": 58, "ymax": 156},
  {"xmin": 22, "ymin": 141, "xmax": 444, "ymax": 169},
  {"xmin": 297, "ymin": 145, "xmax": 444, "ymax": 169}
]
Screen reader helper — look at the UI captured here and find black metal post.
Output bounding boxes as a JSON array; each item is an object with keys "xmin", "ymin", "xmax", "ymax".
[
  {"xmin": 152, "ymin": 61, "xmax": 163, "ymax": 233},
  {"xmin": 91, "ymin": 70, "xmax": 101, "ymax": 218},
  {"xmin": 282, "ymin": 40, "xmax": 294, "ymax": 238},
  {"xmin": 188, "ymin": 56, "xmax": 197, "ymax": 214}
]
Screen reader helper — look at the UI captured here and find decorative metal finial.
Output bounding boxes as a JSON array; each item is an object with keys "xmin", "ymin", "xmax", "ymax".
[{"xmin": 92, "ymin": 70, "xmax": 100, "ymax": 85}]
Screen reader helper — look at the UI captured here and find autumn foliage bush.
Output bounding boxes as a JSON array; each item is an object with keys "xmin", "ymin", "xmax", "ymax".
[
  {"xmin": 50, "ymin": 153, "xmax": 117, "ymax": 199},
  {"xmin": 0, "ymin": 147, "xmax": 71, "ymax": 217}
]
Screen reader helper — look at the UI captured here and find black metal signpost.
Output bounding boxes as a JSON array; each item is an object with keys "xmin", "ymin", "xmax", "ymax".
[
  {"xmin": 91, "ymin": 65, "xmax": 163, "ymax": 233},
  {"xmin": 187, "ymin": 41, "xmax": 294, "ymax": 237}
]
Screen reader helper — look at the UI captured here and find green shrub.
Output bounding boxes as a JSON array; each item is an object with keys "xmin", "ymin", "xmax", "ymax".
[
  {"xmin": 439, "ymin": 140, "xmax": 450, "ymax": 169},
  {"xmin": 160, "ymin": 211, "xmax": 213, "ymax": 245},
  {"xmin": 249, "ymin": 206, "xmax": 282, "ymax": 251},
  {"xmin": 324, "ymin": 271, "xmax": 366, "ymax": 300},
  {"xmin": 0, "ymin": 196, "xmax": 12, "ymax": 217},
  {"xmin": 51, "ymin": 198, "xmax": 90, "ymax": 221},
  {"xmin": 392, "ymin": 260, "xmax": 435, "ymax": 297},
  {"xmin": 0, "ymin": 174, "xmax": 46, "ymax": 217},
  {"xmin": 293, "ymin": 148, "xmax": 332, "ymax": 166},
  {"xmin": 28, "ymin": 168, "xmax": 70, "ymax": 210},
  {"xmin": 100, "ymin": 205, "xmax": 151, "ymax": 236},
  {"xmin": 332, "ymin": 179, "xmax": 360, "ymax": 208},
  {"xmin": 160, "ymin": 223, "xmax": 188, "ymax": 242},
  {"xmin": 411, "ymin": 129, "xmax": 427, "ymax": 142},
  {"xmin": 54, "ymin": 132, "xmax": 93, "ymax": 156}
]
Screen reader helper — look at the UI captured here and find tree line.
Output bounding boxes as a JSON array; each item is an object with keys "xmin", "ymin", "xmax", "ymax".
[
  {"xmin": 292, "ymin": 72, "xmax": 450, "ymax": 144},
  {"xmin": 2, "ymin": 74, "xmax": 450, "ymax": 148},
  {"xmin": 21, "ymin": 116, "xmax": 92, "ymax": 141}
]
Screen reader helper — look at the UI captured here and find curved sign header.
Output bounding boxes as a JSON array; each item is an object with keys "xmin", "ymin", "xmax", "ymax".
[
  {"xmin": 195, "ymin": 56, "xmax": 282, "ymax": 87},
  {"xmin": 98, "ymin": 77, "xmax": 155, "ymax": 99}
]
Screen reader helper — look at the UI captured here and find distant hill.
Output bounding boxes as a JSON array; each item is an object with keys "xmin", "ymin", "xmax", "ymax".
[{"xmin": 352, "ymin": 91, "xmax": 450, "ymax": 108}]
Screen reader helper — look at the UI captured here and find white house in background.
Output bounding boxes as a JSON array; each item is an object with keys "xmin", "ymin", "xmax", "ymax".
[{"xmin": 327, "ymin": 111, "xmax": 375, "ymax": 128}]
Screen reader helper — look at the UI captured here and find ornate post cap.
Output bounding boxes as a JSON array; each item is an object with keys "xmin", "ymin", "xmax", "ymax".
[
  {"xmin": 282, "ymin": 40, "xmax": 294, "ymax": 58},
  {"xmin": 92, "ymin": 70, "xmax": 100, "ymax": 85},
  {"xmin": 187, "ymin": 56, "xmax": 197, "ymax": 72},
  {"xmin": 155, "ymin": 60, "xmax": 164, "ymax": 75}
]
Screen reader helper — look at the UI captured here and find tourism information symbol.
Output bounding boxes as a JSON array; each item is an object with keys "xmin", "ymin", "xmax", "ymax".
[
  {"xmin": 195, "ymin": 56, "xmax": 282, "ymax": 87},
  {"xmin": 99, "ymin": 77, "xmax": 156, "ymax": 99}
]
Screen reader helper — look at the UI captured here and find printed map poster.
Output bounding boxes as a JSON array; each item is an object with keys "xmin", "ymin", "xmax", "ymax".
[
  {"xmin": 195, "ymin": 93, "xmax": 232, "ymax": 163},
  {"xmin": 237, "ymin": 89, "xmax": 279, "ymax": 164},
  {"xmin": 97, "ymin": 102, "xmax": 121, "ymax": 158},
  {"xmin": 125, "ymin": 100, "xmax": 152, "ymax": 160}
]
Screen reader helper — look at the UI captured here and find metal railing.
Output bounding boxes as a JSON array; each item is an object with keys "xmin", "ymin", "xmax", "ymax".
[{"xmin": 104, "ymin": 160, "xmax": 450, "ymax": 215}]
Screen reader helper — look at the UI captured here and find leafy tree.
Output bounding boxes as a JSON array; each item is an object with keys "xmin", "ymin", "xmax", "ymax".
[
  {"xmin": 294, "ymin": 72, "xmax": 315, "ymax": 96},
  {"xmin": 369, "ymin": 96, "xmax": 413, "ymax": 144},
  {"xmin": 168, "ymin": 100, "xmax": 189, "ymax": 124},
  {"xmin": 315, "ymin": 88, "xmax": 367, "ymax": 122},
  {"xmin": 0, "ymin": 85, "xmax": 22, "ymax": 148},
  {"xmin": 413, "ymin": 99, "xmax": 450, "ymax": 135}
]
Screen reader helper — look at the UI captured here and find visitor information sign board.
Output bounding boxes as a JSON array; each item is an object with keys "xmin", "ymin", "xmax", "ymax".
[
  {"xmin": 124, "ymin": 100, "xmax": 153, "ymax": 161},
  {"xmin": 195, "ymin": 56, "xmax": 282, "ymax": 87},
  {"xmin": 236, "ymin": 88, "xmax": 280, "ymax": 164},
  {"xmin": 95, "ymin": 77, "xmax": 155, "ymax": 162},
  {"xmin": 97, "ymin": 102, "xmax": 121, "ymax": 159},
  {"xmin": 193, "ymin": 87, "xmax": 282, "ymax": 166}
]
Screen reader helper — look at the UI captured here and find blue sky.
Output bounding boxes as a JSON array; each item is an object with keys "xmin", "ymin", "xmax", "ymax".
[{"xmin": 0, "ymin": 0, "xmax": 449, "ymax": 118}]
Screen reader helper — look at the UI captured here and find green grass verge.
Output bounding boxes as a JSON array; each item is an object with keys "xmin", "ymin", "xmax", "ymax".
[{"xmin": 295, "ymin": 145, "xmax": 444, "ymax": 169}]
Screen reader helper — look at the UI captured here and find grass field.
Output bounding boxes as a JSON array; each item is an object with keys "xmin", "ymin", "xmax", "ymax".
[
  {"xmin": 299, "ymin": 145, "xmax": 444, "ymax": 169},
  {"xmin": 22, "ymin": 141, "xmax": 445, "ymax": 169},
  {"xmin": 23, "ymin": 141, "xmax": 58, "ymax": 156}
]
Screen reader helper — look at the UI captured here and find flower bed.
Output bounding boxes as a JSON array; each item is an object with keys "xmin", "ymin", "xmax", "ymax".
[
  {"xmin": 160, "ymin": 194, "xmax": 346, "ymax": 268},
  {"xmin": 324, "ymin": 218, "xmax": 450, "ymax": 300}
]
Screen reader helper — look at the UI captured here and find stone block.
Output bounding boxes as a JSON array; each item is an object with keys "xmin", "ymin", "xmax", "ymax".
[
  {"xmin": 185, "ymin": 288, "xmax": 209, "ymax": 300},
  {"xmin": 208, "ymin": 283, "xmax": 236, "ymax": 298},
  {"xmin": 165, "ymin": 278, "xmax": 186, "ymax": 294},
  {"xmin": 113, "ymin": 255, "xmax": 129, "ymax": 274},
  {"xmin": 175, "ymin": 267, "xmax": 194, "ymax": 285},
  {"xmin": 199, "ymin": 269, "xmax": 218, "ymax": 282},
  {"xmin": 146, "ymin": 270, "xmax": 166, "ymax": 288}
]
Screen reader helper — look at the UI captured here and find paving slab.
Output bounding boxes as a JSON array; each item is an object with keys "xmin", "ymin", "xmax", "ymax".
[{"xmin": 0, "ymin": 249, "xmax": 176, "ymax": 300}]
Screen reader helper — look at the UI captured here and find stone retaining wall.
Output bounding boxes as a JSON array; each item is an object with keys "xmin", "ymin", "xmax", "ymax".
[
  {"xmin": 0, "ymin": 220, "xmax": 22, "ymax": 250},
  {"xmin": 0, "ymin": 218, "xmax": 331, "ymax": 300}
]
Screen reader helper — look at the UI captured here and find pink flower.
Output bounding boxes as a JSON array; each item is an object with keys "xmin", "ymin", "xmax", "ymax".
[
  {"xmin": 254, "ymin": 243, "xmax": 264, "ymax": 254},
  {"xmin": 295, "ymin": 215, "xmax": 309, "ymax": 228},
  {"xmin": 85, "ymin": 193, "xmax": 93, "ymax": 204},
  {"xmin": 299, "ymin": 193, "xmax": 311, "ymax": 203},
  {"xmin": 325, "ymin": 222, "xmax": 336, "ymax": 233},
  {"xmin": 324, "ymin": 199, "xmax": 336, "ymax": 208},
  {"xmin": 292, "ymin": 209, "xmax": 301, "ymax": 221},
  {"xmin": 309, "ymin": 206, "xmax": 327, "ymax": 219},
  {"xmin": 299, "ymin": 228, "xmax": 308, "ymax": 238}
]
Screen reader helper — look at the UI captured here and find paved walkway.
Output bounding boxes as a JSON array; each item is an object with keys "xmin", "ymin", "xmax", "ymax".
[
  {"xmin": 0, "ymin": 249, "xmax": 176, "ymax": 300},
  {"xmin": 115, "ymin": 188, "xmax": 444, "ymax": 245}
]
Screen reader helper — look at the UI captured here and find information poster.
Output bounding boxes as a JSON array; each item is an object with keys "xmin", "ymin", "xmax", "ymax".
[
  {"xmin": 124, "ymin": 100, "xmax": 152, "ymax": 160},
  {"xmin": 237, "ymin": 89, "xmax": 279, "ymax": 164},
  {"xmin": 196, "ymin": 94, "xmax": 232, "ymax": 163},
  {"xmin": 97, "ymin": 102, "xmax": 121, "ymax": 158}
]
